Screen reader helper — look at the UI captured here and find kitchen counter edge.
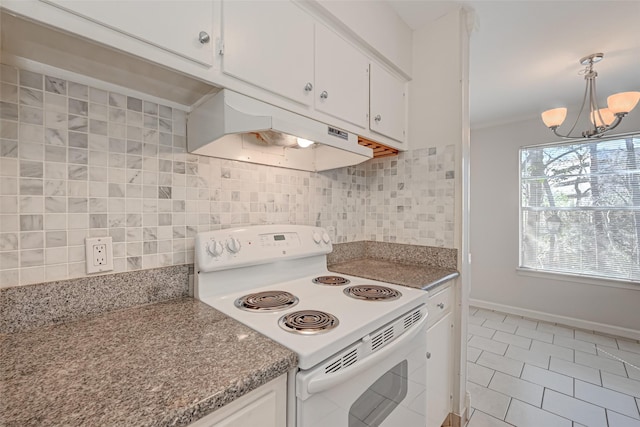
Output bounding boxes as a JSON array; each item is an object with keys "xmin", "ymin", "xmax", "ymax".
[{"xmin": 0, "ymin": 297, "xmax": 297, "ymax": 427}]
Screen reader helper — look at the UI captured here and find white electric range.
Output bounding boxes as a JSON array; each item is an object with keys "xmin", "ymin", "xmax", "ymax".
[{"xmin": 194, "ymin": 224, "xmax": 429, "ymax": 427}]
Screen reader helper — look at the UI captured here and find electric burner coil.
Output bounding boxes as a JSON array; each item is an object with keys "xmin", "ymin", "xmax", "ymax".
[
  {"xmin": 312, "ymin": 276, "xmax": 350, "ymax": 286},
  {"xmin": 235, "ymin": 290, "xmax": 299, "ymax": 311},
  {"xmin": 278, "ymin": 310, "xmax": 339, "ymax": 334},
  {"xmin": 344, "ymin": 285, "xmax": 402, "ymax": 301}
]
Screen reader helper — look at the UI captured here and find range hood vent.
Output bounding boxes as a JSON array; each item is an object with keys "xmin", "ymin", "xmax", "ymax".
[{"xmin": 187, "ymin": 90, "xmax": 373, "ymax": 172}]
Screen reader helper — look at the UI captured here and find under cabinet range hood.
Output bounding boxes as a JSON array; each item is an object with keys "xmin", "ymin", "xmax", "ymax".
[{"xmin": 187, "ymin": 90, "xmax": 373, "ymax": 172}]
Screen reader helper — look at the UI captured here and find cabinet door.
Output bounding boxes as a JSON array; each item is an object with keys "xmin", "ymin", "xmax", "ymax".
[
  {"xmin": 210, "ymin": 391, "xmax": 278, "ymax": 427},
  {"xmin": 188, "ymin": 375, "xmax": 287, "ymax": 427},
  {"xmin": 221, "ymin": 0, "xmax": 314, "ymax": 106},
  {"xmin": 370, "ymin": 62, "xmax": 406, "ymax": 142},
  {"xmin": 426, "ymin": 311, "xmax": 453, "ymax": 427},
  {"xmin": 314, "ymin": 25, "xmax": 369, "ymax": 128},
  {"xmin": 40, "ymin": 0, "xmax": 215, "ymax": 67}
]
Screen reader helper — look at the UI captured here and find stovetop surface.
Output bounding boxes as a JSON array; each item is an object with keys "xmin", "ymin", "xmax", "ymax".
[
  {"xmin": 194, "ymin": 225, "xmax": 428, "ymax": 369},
  {"xmin": 198, "ymin": 270, "xmax": 428, "ymax": 370}
]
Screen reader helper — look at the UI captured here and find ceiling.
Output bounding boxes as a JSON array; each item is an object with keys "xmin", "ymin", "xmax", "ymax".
[{"xmin": 388, "ymin": 1, "xmax": 640, "ymax": 129}]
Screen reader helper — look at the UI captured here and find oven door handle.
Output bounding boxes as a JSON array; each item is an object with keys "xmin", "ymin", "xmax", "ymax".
[{"xmin": 304, "ymin": 311, "xmax": 428, "ymax": 396}]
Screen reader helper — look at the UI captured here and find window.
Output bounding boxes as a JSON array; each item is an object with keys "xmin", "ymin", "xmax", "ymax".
[{"xmin": 520, "ymin": 133, "xmax": 640, "ymax": 282}]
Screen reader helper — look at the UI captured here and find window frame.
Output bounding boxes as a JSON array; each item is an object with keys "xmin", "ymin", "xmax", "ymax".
[{"xmin": 518, "ymin": 131, "xmax": 640, "ymax": 285}]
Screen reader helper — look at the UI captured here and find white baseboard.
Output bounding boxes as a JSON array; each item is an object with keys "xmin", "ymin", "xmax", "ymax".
[{"xmin": 469, "ymin": 299, "xmax": 640, "ymax": 341}]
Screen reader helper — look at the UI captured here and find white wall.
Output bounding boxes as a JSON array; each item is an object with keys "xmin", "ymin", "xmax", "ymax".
[
  {"xmin": 410, "ymin": 8, "xmax": 472, "ymax": 421},
  {"xmin": 470, "ymin": 113, "xmax": 640, "ymax": 338},
  {"xmin": 409, "ymin": 10, "xmax": 463, "ymax": 155}
]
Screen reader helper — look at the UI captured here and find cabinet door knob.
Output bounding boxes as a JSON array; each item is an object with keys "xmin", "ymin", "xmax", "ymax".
[
  {"xmin": 374, "ymin": 114, "xmax": 382, "ymax": 122},
  {"xmin": 320, "ymin": 91, "xmax": 328, "ymax": 99},
  {"xmin": 304, "ymin": 82, "xmax": 313, "ymax": 92},
  {"xmin": 199, "ymin": 31, "xmax": 211, "ymax": 44},
  {"xmin": 437, "ymin": 302, "xmax": 445, "ymax": 309},
  {"xmin": 426, "ymin": 352, "xmax": 431, "ymax": 359}
]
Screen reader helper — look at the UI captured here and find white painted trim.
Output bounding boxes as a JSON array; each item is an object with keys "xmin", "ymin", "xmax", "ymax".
[
  {"xmin": 456, "ymin": 6, "xmax": 472, "ymax": 420},
  {"xmin": 516, "ymin": 268, "xmax": 640, "ymax": 291},
  {"xmin": 469, "ymin": 298, "xmax": 640, "ymax": 341}
]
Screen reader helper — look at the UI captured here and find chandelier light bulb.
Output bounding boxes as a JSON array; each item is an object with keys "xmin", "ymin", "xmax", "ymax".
[
  {"xmin": 590, "ymin": 108, "xmax": 615, "ymax": 127},
  {"xmin": 541, "ymin": 108, "xmax": 567, "ymax": 128},
  {"xmin": 607, "ymin": 91, "xmax": 640, "ymax": 115}
]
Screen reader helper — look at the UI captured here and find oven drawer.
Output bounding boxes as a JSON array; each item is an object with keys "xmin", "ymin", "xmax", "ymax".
[
  {"xmin": 427, "ymin": 285, "xmax": 453, "ymax": 327},
  {"xmin": 295, "ymin": 306, "xmax": 428, "ymax": 427}
]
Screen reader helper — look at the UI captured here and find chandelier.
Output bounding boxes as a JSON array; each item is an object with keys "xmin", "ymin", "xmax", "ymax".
[{"xmin": 541, "ymin": 53, "xmax": 640, "ymax": 139}]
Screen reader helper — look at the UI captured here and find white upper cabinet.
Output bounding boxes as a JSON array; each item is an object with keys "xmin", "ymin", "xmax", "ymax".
[
  {"xmin": 370, "ymin": 62, "xmax": 406, "ymax": 142},
  {"xmin": 39, "ymin": 0, "xmax": 215, "ymax": 67},
  {"xmin": 221, "ymin": 1, "xmax": 369, "ymax": 129},
  {"xmin": 221, "ymin": 0, "xmax": 315, "ymax": 106},
  {"xmin": 9, "ymin": 0, "xmax": 410, "ymax": 148},
  {"xmin": 314, "ymin": 25, "xmax": 369, "ymax": 128}
]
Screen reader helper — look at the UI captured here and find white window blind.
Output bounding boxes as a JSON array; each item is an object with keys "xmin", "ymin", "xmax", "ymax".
[{"xmin": 520, "ymin": 133, "xmax": 640, "ymax": 282}]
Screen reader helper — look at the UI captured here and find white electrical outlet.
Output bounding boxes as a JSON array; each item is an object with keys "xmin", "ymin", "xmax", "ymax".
[
  {"xmin": 94, "ymin": 244, "xmax": 107, "ymax": 265},
  {"xmin": 85, "ymin": 237, "xmax": 114, "ymax": 274}
]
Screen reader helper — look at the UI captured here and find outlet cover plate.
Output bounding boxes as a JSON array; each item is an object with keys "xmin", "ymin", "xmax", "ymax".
[{"xmin": 85, "ymin": 236, "xmax": 114, "ymax": 274}]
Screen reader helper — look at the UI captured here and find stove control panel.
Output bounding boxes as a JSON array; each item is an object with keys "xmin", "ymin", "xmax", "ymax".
[
  {"xmin": 312, "ymin": 231, "xmax": 331, "ymax": 244},
  {"xmin": 195, "ymin": 224, "xmax": 333, "ymax": 272},
  {"xmin": 226, "ymin": 237, "xmax": 241, "ymax": 253},
  {"xmin": 206, "ymin": 239, "xmax": 224, "ymax": 257},
  {"xmin": 259, "ymin": 231, "xmax": 300, "ymax": 248}
]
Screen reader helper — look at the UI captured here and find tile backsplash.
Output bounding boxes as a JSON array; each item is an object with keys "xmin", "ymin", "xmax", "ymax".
[
  {"xmin": 364, "ymin": 147, "xmax": 456, "ymax": 246},
  {"xmin": 0, "ymin": 63, "xmax": 456, "ymax": 287}
]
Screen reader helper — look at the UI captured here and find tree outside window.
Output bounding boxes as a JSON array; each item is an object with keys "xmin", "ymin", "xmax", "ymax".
[{"xmin": 520, "ymin": 134, "xmax": 640, "ymax": 282}]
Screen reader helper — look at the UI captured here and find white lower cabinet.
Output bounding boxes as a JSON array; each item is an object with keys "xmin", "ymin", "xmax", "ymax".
[
  {"xmin": 188, "ymin": 374, "xmax": 287, "ymax": 427},
  {"xmin": 426, "ymin": 285, "xmax": 454, "ymax": 427}
]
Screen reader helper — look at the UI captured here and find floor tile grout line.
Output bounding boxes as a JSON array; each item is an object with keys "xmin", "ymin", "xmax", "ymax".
[
  {"xmin": 470, "ymin": 306, "xmax": 639, "ymax": 348},
  {"xmin": 523, "ymin": 373, "xmax": 640, "ymax": 421},
  {"xmin": 471, "ymin": 313, "xmax": 640, "ymax": 378},
  {"xmin": 468, "ymin": 307, "xmax": 640, "ymax": 427},
  {"xmin": 484, "ymin": 359, "xmax": 573, "ymax": 398},
  {"xmin": 469, "ymin": 408, "xmax": 516, "ymax": 426},
  {"xmin": 597, "ymin": 344, "xmax": 640, "ymax": 374},
  {"xmin": 540, "ymin": 387, "xmax": 577, "ymax": 425},
  {"xmin": 502, "ymin": 396, "xmax": 513, "ymax": 422},
  {"xmin": 541, "ymin": 388, "xmax": 611, "ymax": 426},
  {"xmin": 508, "ymin": 393, "xmax": 583, "ymax": 425}
]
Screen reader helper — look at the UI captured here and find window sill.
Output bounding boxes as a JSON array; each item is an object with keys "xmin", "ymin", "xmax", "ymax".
[{"xmin": 516, "ymin": 268, "xmax": 640, "ymax": 291}]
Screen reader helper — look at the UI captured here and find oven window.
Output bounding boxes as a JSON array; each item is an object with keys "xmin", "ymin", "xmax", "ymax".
[{"xmin": 348, "ymin": 361, "xmax": 408, "ymax": 427}]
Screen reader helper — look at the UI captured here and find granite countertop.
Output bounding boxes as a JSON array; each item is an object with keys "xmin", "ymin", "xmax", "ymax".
[
  {"xmin": 329, "ymin": 258, "xmax": 459, "ymax": 291},
  {"xmin": 0, "ymin": 297, "xmax": 297, "ymax": 427}
]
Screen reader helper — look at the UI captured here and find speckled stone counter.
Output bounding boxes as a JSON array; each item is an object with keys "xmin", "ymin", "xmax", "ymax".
[
  {"xmin": 328, "ymin": 241, "xmax": 459, "ymax": 291},
  {"xmin": 329, "ymin": 258, "xmax": 458, "ymax": 291},
  {"xmin": 0, "ymin": 298, "xmax": 297, "ymax": 427},
  {"xmin": 0, "ymin": 265, "xmax": 190, "ymax": 334}
]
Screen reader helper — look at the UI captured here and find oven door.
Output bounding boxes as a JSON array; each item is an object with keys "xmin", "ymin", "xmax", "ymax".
[{"xmin": 295, "ymin": 306, "xmax": 428, "ymax": 427}]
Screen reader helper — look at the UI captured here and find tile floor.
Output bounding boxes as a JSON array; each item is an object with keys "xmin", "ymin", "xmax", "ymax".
[{"xmin": 466, "ymin": 307, "xmax": 640, "ymax": 427}]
